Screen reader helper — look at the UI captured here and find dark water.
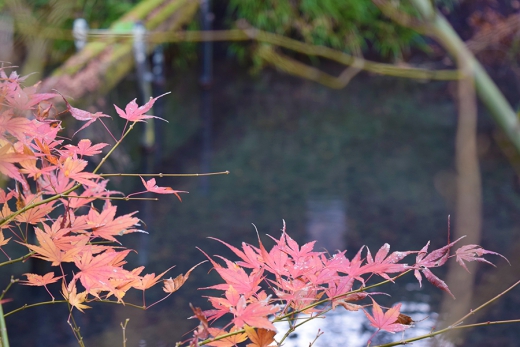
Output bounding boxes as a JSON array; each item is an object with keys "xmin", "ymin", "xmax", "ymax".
[{"xmin": 4, "ymin": 62, "xmax": 520, "ymax": 346}]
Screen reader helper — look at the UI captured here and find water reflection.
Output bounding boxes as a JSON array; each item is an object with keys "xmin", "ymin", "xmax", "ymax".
[
  {"xmin": 306, "ymin": 198, "xmax": 347, "ymax": 252},
  {"xmin": 274, "ymin": 302, "xmax": 446, "ymax": 347}
]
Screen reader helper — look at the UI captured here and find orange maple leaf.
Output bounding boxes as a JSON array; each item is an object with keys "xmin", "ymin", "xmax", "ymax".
[
  {"xmin": 244, "ymin": 326, "xmax": 276, "ymax": 347},
  {"xmin": 163, "ymin": 261, "xmax": 205, "ymax": 294},
  {"xmin": 0, "ymin": 231, "xmax": 11, "ymax": 247},
  {"xmin": 134, "ymin": 265, "xmax": 175, "ymax": 291},
  {"xmin": 23, "ymin": 228, "xmax": 83, "ymax": 266},
  {"xmin": 21, "ymin": 272, "xmax": 62, "ymax": 286},
  {"xmin": 62, "ymin": 281, "xmax": 90, "ymax": 312},
  {"xmin": 206, "ymin": 327, "xmax": 247, "ymax": 347}
]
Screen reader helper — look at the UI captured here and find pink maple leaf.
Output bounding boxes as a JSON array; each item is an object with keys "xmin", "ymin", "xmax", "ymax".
[
  {"xmin": 364, "ymin": 299, "xmax": 410, "ymax": 345},
  {"xmin": 114, "ymin": 92, "xmax": 170, "ymax": 122},
  {"xmin": 412, "ymin": 237, "xmax": 465, "ymax": 299},
  {"xmin": 62, "ymin": 139, "xmax": 108, "ymax": 158},
  {"xmin": 231, "ymin": 295, "xmax": 279, "ymax": 331},
  {"xmin": 60, "ymin": 94, "xmax": 110, "ymax": 136},
  {"xmin": 455, "ymin": 244, "xmax": 509, "ymax": 273},
  {"xmin": 60, "ymin": 156, "xmax": 100, "ymax": 187},
  {"xmin": 140, "ymin": 177, "xmax": 187, "ymax": 201},
  {"xmin": 363, "ymin": 243, "xmax": 413, "ymax": 281}
]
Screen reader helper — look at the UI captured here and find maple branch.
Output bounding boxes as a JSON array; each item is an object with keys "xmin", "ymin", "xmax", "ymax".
[
  {"xmin": 57, "ymin": 195, "xmax": 159, "ymax": 201},
  {"xmin": 0, "ymin": 252, "xmax": 33, "ymax": 268},
  {"xmin": 100, "ymin": 171, "xmax": 230, "ymax": 177},
  {"xmin": 67, "ymin": 304, "xmax": 86, "ymax": 347},
  {"xmin": 121, "ymin": 318, "xmax": 130, "ymax": 347},
  {"xmin": 278, "ymin": 310, "xmax": 329, "ymax": 346},
  {"xmin": 92, "ymin": 121, "xmax": 136, "ymax": 175},
  {"xmin": 372, "ymin": 319, "xmax": 520, "ymax": 347},
  {"xmin": 96, "ymin": 299, "xmax": 146, "ymax": 310},
  {"xmin": 448, "ymin": 279, "xmax": 520, "ymax": 328},
  {"xmin": 4, "ymin": 300, "xmax": 68, "ymax": 317},
  {"xmin": 0, "ymin": 277, "xmax": 18, "ymax": 301},
  {"xmin": 372, "ymin": 279, "xmax": 520, "ymax": 347}
]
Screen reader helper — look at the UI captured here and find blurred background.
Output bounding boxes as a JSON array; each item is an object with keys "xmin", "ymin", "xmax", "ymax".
[{"xmin": 1, "ymin": 0, "xmax": 520, "ymax": 346}]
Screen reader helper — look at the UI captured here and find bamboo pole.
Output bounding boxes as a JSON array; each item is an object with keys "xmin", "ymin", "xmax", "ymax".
[
  {"xmin": 41, "ymin": 0, "xmax": 199, "ymax": 107},
  {"xmin": 408, "ymin": 0, "xmax": 520, "ymax": 153}
]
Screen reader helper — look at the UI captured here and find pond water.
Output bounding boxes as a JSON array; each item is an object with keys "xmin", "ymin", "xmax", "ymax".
[{"xmin": 4, "ymin": 61, "xmax": 520, "ymax": 347}]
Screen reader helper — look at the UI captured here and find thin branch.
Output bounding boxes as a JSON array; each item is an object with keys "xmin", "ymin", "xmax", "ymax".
[
  {"xmin": 0, "ymin": 277, "xmax": 18, "ymax": 301},
  {"xmin": 0, "ymin": 253, "xmax": 33, "ymax": 268},
  {"xmin": 121, "ymin": 318, "xmax": 130, "ymax": 347},
  {"xmin": 100, "ymin": 171, "xmax": 230, "ymax": 177},
  {"xmin": 58, "ymin": 195, "xmax": 159, "ymax": 201}
]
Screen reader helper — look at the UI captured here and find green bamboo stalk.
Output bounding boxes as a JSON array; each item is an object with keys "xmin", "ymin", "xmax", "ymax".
[
  {"xmin": 42, "ymin": 0, "xmax": 199, "ymax": 107},
  {"xmin": 0, "ymin": 302, "xmax": 9, "ymax": 347},
  {"xmin": 409, "ymin": 0, "xmax": 520, "ymax": 152}
]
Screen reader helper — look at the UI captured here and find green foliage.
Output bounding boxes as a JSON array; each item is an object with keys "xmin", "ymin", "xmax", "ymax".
[{"xmin": 228, "ymin": 0, "xmax": 423, "ymax": 59}]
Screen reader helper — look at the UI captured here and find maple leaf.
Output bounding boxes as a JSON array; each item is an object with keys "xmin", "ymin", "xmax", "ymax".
[
  {"xmin": 59, "ymin": 94, "xmax": 111, "ymax": 136},
  {"xmin": 14, "ymin": 194, "xmax": 56, "ymax": 224},
  {"xmin": 231, "ymin": 296, "xmax": 279, "ymax": 331},
  {"xmin": 21, "ymin": 272, "xmax": 63, "ymax": 300},
  {"xmin": 62, "ymin": 281, "xmax": 90, "ymax": 312},
  {"xmin": 363, "ymin": 243, "xmax": 413, "ymax": 281},
  {"xmin": 200, "ymin": 248, "xmax": 264, "ymax": 297},
  {"xmin": 206, "ymin": 327, "xmax": 247, "ymax": 347},
  {"xmin": 113, "ymin": 92, "xmax": 170, "ymax": 122},
  {"xmin": 140, "ymin": 176, "xmax": 187, "ymax": 201},
  {"xmin": 23, "ymin": 228, "xmax": 83, "ymax": 266},
  {"xmin": 73, "ymin": 248, "xmax": 132, "ymax": 296},
  {"xmin": 205, "ymin": 285, "xmax": 241, "ymax": 323},
  {"xmin": 60, "ymin": 156, "xmax": 100, "ymax": 187},
  {"xmin": 208, "ymin": 237, "xmax": 263, "ymax": 270},
  {"xmin": 86, "ymin": 201, "xmax": 140, "ymax": 242},
  {"xmin": 455, "ymin": 244, "xmax": 509, "ymax": 272},
  {"xmin": 413, "ymin": 237, "xmax": 465, "ymax": 298},
  {"xmin": 244, "ymin": 326, "xmax": 276, "ymax": 347},
  {"xmin": 62, "ymin": 139, "xmax": 108, "ymax": 158},
  {"xmin": 37, "ymin": 171, "xmax": 74, "ymax": 195},
  {"xmin": 135, "ymin": 265, "xmax": 176, "ymax": 291},
  {"xmin": 162, "ymin": 261, "xmax": 205, "ymax": 294},
  {"xmin": 4, "ymin": 82, "xmax": 57, "ymax": 111},
  {"xmin": 272, "ymin": 277, "xmax": 320, "ymax": 312},
  {"xmin": 190, "ymin": 304, "xmax": 211, "ymax": 341},
  {"xmin": 364, "ymin": 299, "xmax": 410, "ymax": 346},
  {"xmin": 0, "ymin": 231, "xmax": 11, "ymax": 247},
  {"xmin": 0, "ymin": 111, "xmax": 33, "ymax": 141},
  {"xmin": 0, "ymin": 142, "xmax": 32, "ymax": 187},
  {"xmin": 20, "ymin": 272, "xmax": 62, "ymax": 286}
]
